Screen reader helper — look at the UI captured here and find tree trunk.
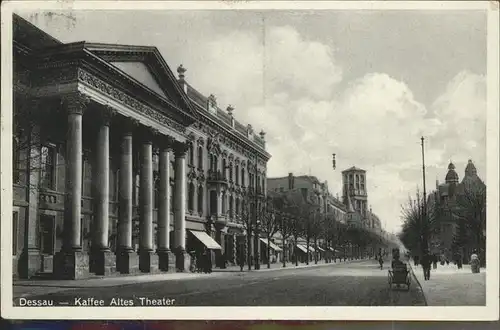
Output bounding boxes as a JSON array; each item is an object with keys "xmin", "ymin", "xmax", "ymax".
[
  {"xmin": 306, "ymin": 237, "xmax": 310, "ymax": 265},
  {"xmin": 246, "ymin": 233, "xmax": 252, "ymax": 271},
  {"xmin": 282, "ymin": 236, "xmax": 287, "ymax": 268},
  {"xmin": 293, "ymin": 236, "xmax": 299, "ymax": 266},
  {"xmin": 267, "ymin": 236, "xmax": 271, "ymax": 269},
  {"xmin": 314, "ymin": 237, "xmax": 318, "ymax": 264}
]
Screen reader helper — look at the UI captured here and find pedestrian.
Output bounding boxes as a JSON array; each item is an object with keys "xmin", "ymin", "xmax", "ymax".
[
  {"xmin": 421, "ymin": 251, "xmax": 432, "ymax": 281},
  {"xmin": 432, "ymin": 254, "xmax": 438, "ymax": 269},
  {"xmin": 470, "ymin": 250, "xmax": 480, "ymax": 273}
]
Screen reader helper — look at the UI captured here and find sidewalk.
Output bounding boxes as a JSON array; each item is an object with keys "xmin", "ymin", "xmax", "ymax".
[
  {"xmin": 13, "ymin": 258, "xmax": 369, "ymax": 299},
  {"xmin": 410, "ymin": 263, "xmax": 486, "ymax": 306}
]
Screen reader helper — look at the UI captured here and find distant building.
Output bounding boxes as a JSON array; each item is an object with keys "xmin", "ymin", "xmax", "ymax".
[
  {"xmin": 427, "ymin": 160, "xmax": 485, "ymax": 261},
  {"xmin": 267, "ymin": 173, "xmax": 347, "ymax": 223}
]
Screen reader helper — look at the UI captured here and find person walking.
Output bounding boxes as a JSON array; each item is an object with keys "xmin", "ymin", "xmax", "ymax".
[
  {"xmin": 421, "ymin": 252, "xmax": 432, "ymax": 281},
  {"xmin": 470, "ymin": 250, "xmax": 480, "ymax": 273}
]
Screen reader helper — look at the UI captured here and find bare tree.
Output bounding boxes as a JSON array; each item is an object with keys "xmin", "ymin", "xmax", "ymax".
[
  {"xmin": 239, "ymin": 192, "xmax": 254, "ymax": 271},
  {"xmin": 453, "ymin": 181, "xmax": 486, "ymax": 265},
  {"xmin": 260, "ymin": 193, "xmax": 281, "ymax": 269}
]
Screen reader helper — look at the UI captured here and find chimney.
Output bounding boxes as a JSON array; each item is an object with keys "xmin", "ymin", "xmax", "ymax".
[
  {"xmin": 177, "ymin": 64, "xmax": 187, "ymax": 93},
  {"xmin": 288, "ymin": 172, "xmax": 294, "ymax": 190}
]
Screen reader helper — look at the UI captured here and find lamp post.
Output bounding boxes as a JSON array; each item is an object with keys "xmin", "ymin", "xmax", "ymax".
[
  {"xmin": 420, "ymin": 137, "xmax": 429, "ymax": 257},
  {"xmin": 253, "ymin": 153, "xmax": 261, "ymax": 270}
]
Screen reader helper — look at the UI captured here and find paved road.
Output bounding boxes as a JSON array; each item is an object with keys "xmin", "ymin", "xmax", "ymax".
[{"xmin": 17, "ymin": 260, "xmax": 426, "ymax": 306}]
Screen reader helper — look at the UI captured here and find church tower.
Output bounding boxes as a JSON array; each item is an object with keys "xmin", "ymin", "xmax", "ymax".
[{"xmin": 342, "ymin": 166, "xmax": 368, "ymax": 217}]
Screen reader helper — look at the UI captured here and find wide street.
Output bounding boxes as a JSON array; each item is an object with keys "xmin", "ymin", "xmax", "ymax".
[{"xmin": 17, "ymin": 259, "xmax": 426, "ymax": 306}]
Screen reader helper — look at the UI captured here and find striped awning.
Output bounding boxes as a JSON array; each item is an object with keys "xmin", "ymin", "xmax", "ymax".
[
  {"xmin": 189, "ymin": 230, "xmax": 222, "ymax": 250},
  {"xmin": 296, "ymin": 244, "xmax": 308, "ymax": 253},
  {"xmin": 316, "ymin": 246, "xmax": 325, "ymax": 252},
  {"xmin": 260, "ymin": 238, "xmax": 283, "ymax": 252}
]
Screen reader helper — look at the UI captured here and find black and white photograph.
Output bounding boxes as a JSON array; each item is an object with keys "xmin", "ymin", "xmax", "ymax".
[{"xmin": 1, "ymin": 0, "xmax": 498, "ymax": 321}]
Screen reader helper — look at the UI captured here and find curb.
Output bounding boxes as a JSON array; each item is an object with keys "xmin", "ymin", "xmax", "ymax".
[
  {"xmin": 216, "ymin": 259, "xmax": 370, "ymax": 274},
  {"xmin": 408, "ymin": 263, "xmax": 428, "ymax": 306}
]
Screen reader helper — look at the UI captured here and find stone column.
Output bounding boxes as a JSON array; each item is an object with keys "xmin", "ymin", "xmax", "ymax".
[
  {"xmin": 173, "ymin": 141, "xmax": 190, "ymax": 271},
  {"xmin": 116, "ymin": 118, "xmax": 139, "ymax": 274},
  {"xmin": 138, "ymin": 128, "xmax": 158, "ymax": 273},
  {"xmin": 157, "ymin": 136, "xmax": 175, "ymax": 271},
  {"xmin": 54, "ymin": 93, "xmax": 90, "ymax": 280}
]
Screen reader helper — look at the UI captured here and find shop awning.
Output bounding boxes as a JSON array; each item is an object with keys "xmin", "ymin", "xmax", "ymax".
[
  {"xmin": 296, "ymin": 244, "xmax": 308, "ymax": 253},
  {"xmin": 316, "ymin": 246, "xmax": 325, "ymax": 252},
  {"xmin": 307, "ymin": 245, "xmax": 316, "ymax": 252},
  {"xmin": 259, "ymin": 238, "xmax": 283, "ymax": 252},
  {"xmin": 189, "ymin": 230, "xmax": 222, "ymax": 250}
]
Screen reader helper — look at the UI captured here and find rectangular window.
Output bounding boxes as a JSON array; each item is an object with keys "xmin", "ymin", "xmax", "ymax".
[
  {"xmin": 12, "ymin": 211, "xmax": 18, "ymax": 255},
  {"xmin": 40, "ymin": 145, "xmax": 56, "ymax": 190}
]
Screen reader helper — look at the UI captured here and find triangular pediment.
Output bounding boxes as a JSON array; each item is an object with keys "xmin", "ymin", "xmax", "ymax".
[
  {"xmin": 84, "ymin": 43, "xmax": 198, "ymax": 122},
  {"xmin": 110, "ymin": 61, "xmax": 168, "ymax": 98}
]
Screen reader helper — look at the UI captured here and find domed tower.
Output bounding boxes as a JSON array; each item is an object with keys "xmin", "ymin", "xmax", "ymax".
[
  {"xmin": 464, "ymin": 159, "xmax": 477, "ymax": 178},
  {"xmin": 445, "ymin": 162, "xmax": 459, "ymax": 197},
  {"xmin": 445, "ymin": 162, "xmax": 459, "ymax": 184}
]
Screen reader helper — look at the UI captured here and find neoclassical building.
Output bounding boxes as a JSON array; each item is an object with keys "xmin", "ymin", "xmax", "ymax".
[{"xmin": 12, "ymin": 15, "xmax": 270, "ymax": 279}]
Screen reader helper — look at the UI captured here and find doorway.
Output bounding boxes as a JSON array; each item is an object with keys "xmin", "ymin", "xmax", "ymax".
[{"xmin": 39, "ymin": 214, "xmax": 55, "ymax": 272}]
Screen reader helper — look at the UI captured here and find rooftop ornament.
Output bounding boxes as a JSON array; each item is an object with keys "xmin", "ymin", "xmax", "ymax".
[
  {"xmin": 227, "ymin": 105, "xmax": 234, "ymax": 117},
  {"xmin": 177, "ymin": 64, "xmax": 186, "ymax": 80}
]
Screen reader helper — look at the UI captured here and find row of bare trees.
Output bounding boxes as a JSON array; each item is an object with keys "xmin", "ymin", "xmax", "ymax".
[{"xmin": 236, "ymin": 188, "xmax": 388, "ymax": 269}]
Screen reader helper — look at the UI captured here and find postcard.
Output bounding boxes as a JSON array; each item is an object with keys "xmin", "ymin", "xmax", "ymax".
[{"xmin": 1, "ymin": 0, "xmax": 498, "ymax": 321}]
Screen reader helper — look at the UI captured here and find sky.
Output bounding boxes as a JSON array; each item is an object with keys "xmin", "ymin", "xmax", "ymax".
[{"xmin": 18, "ymin": 9, "xmax": 488, "ymax": 233}]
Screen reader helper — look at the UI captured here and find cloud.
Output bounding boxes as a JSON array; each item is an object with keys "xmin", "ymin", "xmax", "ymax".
[{"xmin": 205, "ymin": 30, "xmax": 486, "ymax": 233}]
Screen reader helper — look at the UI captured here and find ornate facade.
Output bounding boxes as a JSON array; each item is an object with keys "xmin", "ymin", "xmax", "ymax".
[{"xmin": 11, "ymin": 15, "xmax": 270, "ymax": 279}]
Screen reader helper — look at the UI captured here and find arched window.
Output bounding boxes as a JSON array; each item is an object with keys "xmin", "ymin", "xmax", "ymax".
[
  {"xmin": 198, "ymin": 185, "xmax": 204, "ymax": 213},
  {"xmin": 188, "ymin": 182, "xmax": 195, "ymax": 211},
  {"xmin": 235, "ymin": 198, "xmax": 240, "ymax": 216},
  {"xmin": 229, "ymin": 164, "xmax": 233, "ymax": 182},
  {"xmin": 235, "ymin": 165, "xmax": 239, "ymax": 184},
  {"xmin": 241, "ymin": 168, "xmax": 245, "ymax": 186},
  {"xmin": 222, "ymin": 159, "xmax": 227, "ymax": 179},
  {"xmin": 197, "ymin": 146, "xmax": 203, "ymax": 169}
]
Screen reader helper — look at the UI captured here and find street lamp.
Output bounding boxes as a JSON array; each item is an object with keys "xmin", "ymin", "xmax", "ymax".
[{"xmin": 420, "ymin": 137, "xmax": 429, "ymax": 256}]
